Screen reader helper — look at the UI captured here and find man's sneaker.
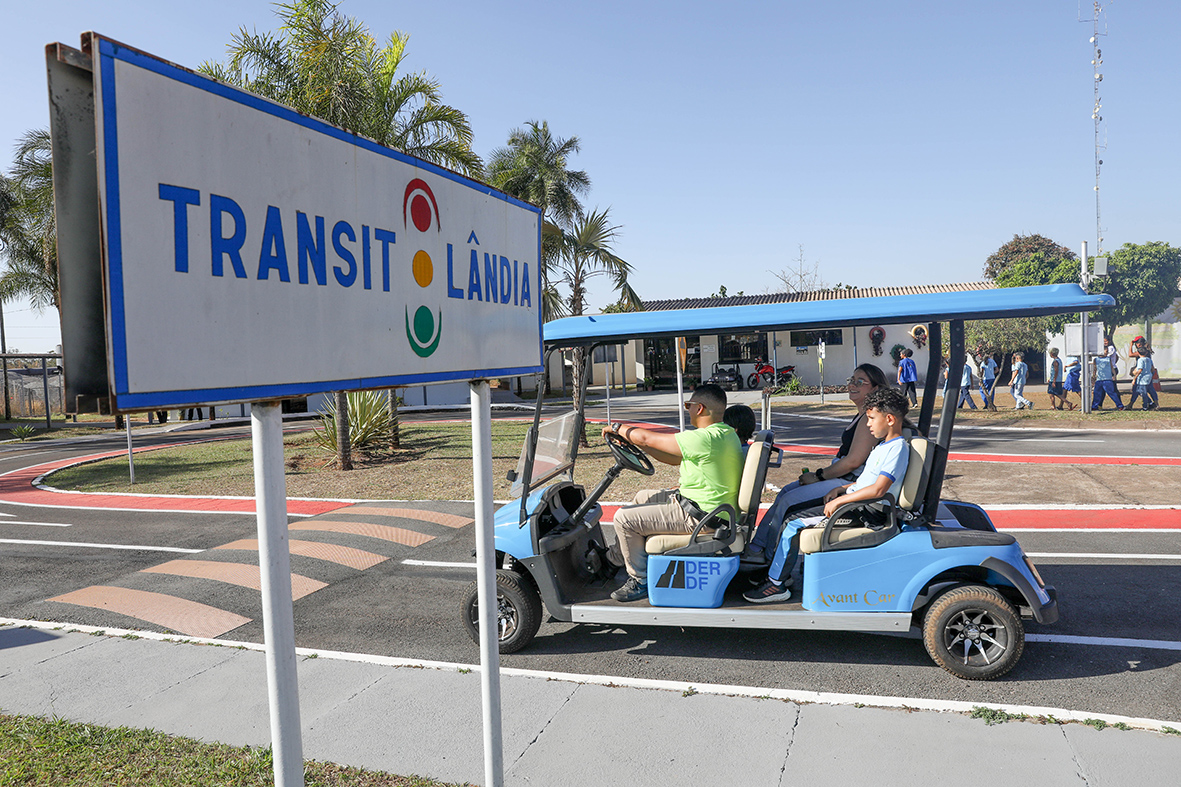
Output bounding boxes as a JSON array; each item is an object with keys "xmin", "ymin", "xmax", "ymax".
[
  {"xmin": 743, "ymin": 577, "xmax": 793, "ymax": 604},
  {"xmin": 1026, "ymin": 402, "xmax": 1034, "ymax": 409},
  {"xmin": 610, "ymin": 576, "xmax": 648, "ymax": 602}
]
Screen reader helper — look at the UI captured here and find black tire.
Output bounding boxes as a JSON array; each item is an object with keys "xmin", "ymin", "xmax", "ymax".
[
  {"xmin": 735, "ymin": 374, "xmax": 743, "ymax": 390},
  {"xmin": 747, "ymin": 373, "xmax": 760, "ymax": 390},
  {"xmin": 461, "ymin": 569, "xmax": 542, "ymax": 654},
  {"xmin": 923, "ymin": 585, "xmax": 1024, "ymax": 680}
]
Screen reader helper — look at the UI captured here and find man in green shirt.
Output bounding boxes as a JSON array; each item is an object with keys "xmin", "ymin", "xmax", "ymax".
[{"xmin": 602, "ymin": 384, "xmax": 743, "ymax": 602}]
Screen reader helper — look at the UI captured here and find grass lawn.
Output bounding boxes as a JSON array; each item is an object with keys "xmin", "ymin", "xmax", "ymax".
[
  {"xmin": 0, "ymin": 713, "xmax": 465, "ymax": 786},
  {"xmin": 45, "ymin": 421, "xmax": 682, "ymax": 501}
]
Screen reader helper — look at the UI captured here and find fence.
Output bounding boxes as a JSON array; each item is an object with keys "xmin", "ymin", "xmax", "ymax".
[{"xmin": 0, "ymin": 355, "xmax": 64, "ymax": 422}]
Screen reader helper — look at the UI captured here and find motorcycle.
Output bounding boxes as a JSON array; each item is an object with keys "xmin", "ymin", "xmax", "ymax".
[{"xmin": 747, "ymin": 357, "xmax": 796, "ymax": 389}]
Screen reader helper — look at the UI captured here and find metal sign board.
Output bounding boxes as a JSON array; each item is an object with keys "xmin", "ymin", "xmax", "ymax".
[
  {"xmin": 89, "ymin": 37, "xmax": 541, "ymax": 411},
  {"xmin": 1065, "ymin": 321, "xmax": 1104, "ymax": 356},
  {"xmin": 591, "ymin": 345, "xmax": 618, "ymax": 364}
]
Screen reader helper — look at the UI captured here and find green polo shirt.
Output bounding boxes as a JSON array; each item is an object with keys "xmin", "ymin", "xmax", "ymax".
[{"xmin": 674, "ymin": 421, "xmax": 743, "ymax": 515}]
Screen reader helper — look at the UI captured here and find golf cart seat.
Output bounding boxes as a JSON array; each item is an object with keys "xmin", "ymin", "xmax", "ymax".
[
  {"xmin": 799, "ymin": 435, "xmax": 933, "ymax": 554},
  {"xmin": 646, "ymin": 430, "xmax": 780, "ymax": 558}
]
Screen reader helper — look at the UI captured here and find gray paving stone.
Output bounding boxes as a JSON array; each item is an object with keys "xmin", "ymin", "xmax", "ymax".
[
  {"xmin": 305, "ymin": 667, "xmax": 576, "ymax": 786},
  {"xmin": 1, "ymin": 635, "xmax": 238, "ymax": 724},
  {"xmin": 1063, "ymin": 723, "xmax": 1181, "ymax": 786},
  {"xmin": 506, "ymin": 683, "xmax": 799, "ymax": 787},
  {"xmin": 786, "ymin": 704, "xmax": 1085, "ymax": 787},
  {"xmin": 6, "ymin": 629, "xmax": 1181, "ymax": 787}
]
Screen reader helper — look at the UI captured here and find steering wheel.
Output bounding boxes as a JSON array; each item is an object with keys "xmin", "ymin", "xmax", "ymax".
[{"xmin": 605, "ymin": 431, "xmax": 656, "ymax": 476}]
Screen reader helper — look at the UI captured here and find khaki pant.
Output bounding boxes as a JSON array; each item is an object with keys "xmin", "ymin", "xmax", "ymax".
[{"xmin": 607, "ymin": 489, "xmax": 703, "ymax": 581}]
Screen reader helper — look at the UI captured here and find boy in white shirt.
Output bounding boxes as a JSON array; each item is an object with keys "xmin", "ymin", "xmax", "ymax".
[{"xmin": 744, "ymin": 388, "xmax": 911, "ymax": 603}]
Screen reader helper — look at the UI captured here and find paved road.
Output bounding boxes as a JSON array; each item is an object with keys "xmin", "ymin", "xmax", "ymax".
[
  {"xmin": 587, "ymin": 394, "xmax": 1181, "ymax": 459},
  {"xmin": 1, "ymin": 421, "xmax": 1179, "ymax": 726}
]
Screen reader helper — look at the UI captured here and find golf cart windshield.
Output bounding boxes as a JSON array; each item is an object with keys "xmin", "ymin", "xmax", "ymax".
[{"xmin": 511, "ymin": 410, "xmax": 579, "ymax": 498}]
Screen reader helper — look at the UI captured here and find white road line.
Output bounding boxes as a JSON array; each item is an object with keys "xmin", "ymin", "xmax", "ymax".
[
  {"xmin": 412, "ymin": 553, "xmax": 1181, "ymax": 566},
  {"xmin": 1001, "ymin": 528, "xmax": 1181, "ymax": 533},
  {"xmin": 1026, "ymin": 633, "xmax": 1181, "ymax": 652},
  {"xmin": 985, "ymin": 504, "xmax": 1180, "ymax": 510},
  {"xmin": 1009, "ymin": 438, "xmax": 1106, "ymax": 443},
  {"xmin": 0, "ymin": 538, "xmax": 202, "ymax": 553},
  {"xmin": 1027, "ymin": 552, "xmax": 1181, "ymax": 560},
  {"xmin": 402, "ymin": 559, "xmax": 478, "ymax": 569},
  {"xmin": 1, "ymin": 521, "xmax": 73, "ymax": 528},
  {"xmin": 2, "ymin": 618, "xmax": 1179, "ymax": 732}
]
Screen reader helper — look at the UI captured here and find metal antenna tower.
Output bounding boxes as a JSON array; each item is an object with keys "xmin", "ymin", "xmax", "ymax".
[{"xmin": 1085, "ymin": 2, "xmax": 1110, "ymax": 256}]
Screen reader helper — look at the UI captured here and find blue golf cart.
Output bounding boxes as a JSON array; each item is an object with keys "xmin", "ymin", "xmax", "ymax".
[{"xmin": 460, "ymin": 284, "xmax": 1113, "ymax": 679}]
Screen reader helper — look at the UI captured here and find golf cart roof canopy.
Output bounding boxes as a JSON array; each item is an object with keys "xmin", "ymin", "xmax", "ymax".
[{"xmin": 543, "ymin": 284, "xmax": 1114, "ymax": 348}]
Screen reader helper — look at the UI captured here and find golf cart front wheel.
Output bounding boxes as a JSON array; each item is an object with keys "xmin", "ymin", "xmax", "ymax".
[
  {"xmin": 461, "ymin": 569, "xmax": 542, "ymax": 654},
  {"xmin": 922, "ymin": 585, "xmax": 1024, "ymax": 680}
]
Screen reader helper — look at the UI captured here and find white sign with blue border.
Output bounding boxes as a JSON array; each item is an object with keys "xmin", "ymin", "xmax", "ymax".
[{"xmin": 92, "ymin": 38, "xmax": 542, "ymax": 410}]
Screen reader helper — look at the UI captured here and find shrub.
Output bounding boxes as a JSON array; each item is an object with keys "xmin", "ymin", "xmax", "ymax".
[
  {"xmin": 10, "ymin": 425, "xmax": 36, "ymax": 441},
  {"xmin": 314, "ymin": 391, "xmax": 393, "ymax": 457}
]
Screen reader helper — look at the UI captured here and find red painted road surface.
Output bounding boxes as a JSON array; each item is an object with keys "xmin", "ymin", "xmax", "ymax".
[
  {"xmin": 2, "ymin": 443, "xmax": 1176, "ymax": 527},
  {"xmin": 1, "ymin": 448, "xmax": 351, "ymax": 516}
]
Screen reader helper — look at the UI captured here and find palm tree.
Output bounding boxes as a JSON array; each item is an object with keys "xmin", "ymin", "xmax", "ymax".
[
  {"xmin": 0, "ymin": 129, "xmax": 58, "ymax": 310},
  {"xmin": 486, "ymin": 121, "xmax": 591, "ymax": 322},
  {"xmin": 556, "ymin": 208, "xmax": 639, "ymax": 445},
  {"xmin": 200, "ymin": 0, "xmax": 482, "ymax": 464},
  {"xmin": 199, "ymin": 0, "xmax": 482, "ymax": 177}
]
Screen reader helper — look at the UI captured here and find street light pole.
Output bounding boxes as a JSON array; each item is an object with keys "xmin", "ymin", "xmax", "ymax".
[{"xmin": 0, "ymin": 303, "xmax": 10, "ymax": 422}]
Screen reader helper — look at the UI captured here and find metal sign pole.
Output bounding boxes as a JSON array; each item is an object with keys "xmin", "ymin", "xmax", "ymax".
[
  {"xmin": 42, "ymin": 358, "xmax": 51, "ymax": 431},
  {"xmin": 251, "ymin": 401, "xmax": 304, "ymax": 787},
  {"xmin": 470, "ymin": 380, "xmax": 504, "ymax": 787},
  {"xmin": 604, "ymin": 356, "xmax": 611, "ymax": 423},
  {"xmin": 1080, "ymin": 241, "xmax": 1092, "ymax": 414},
  {"xmin": 818, "ymin": 340, "xmax": 826, "ymax": 405}
]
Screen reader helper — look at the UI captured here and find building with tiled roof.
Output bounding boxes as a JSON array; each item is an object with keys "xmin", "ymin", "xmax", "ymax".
[
  {"xmin": 640, "ymin": 281, "xmax": 995, "ymax": 312},
  {"xmin": 585, "ymin": 282, "xmax": 997, "ymax": 392}
]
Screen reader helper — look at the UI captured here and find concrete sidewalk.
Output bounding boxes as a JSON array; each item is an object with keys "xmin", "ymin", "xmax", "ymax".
[{"xmin": 2, "ymin": 624, "xmax": 1178, "ymax": 786}]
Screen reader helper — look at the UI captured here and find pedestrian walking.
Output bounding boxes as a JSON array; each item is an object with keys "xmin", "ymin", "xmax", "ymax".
[
  {"xmin": 957, "ymin": 360, "xmax": 978, "ymax": 409},
  {"xmin": 1047, "ymin": 348, "xmax": 1074, "ymax": 410},
  {"xmin": 897, "ymin": 348, "xmax": 918, "ymax": 405},
  {"xmin": 1010, "ymin": 352, "xmax": 1033, "ymax": 410},
  {"xmin": 979, "ymin": 351, "xmax": 999, "ymax": 411},
  {"xmin": 1091, "ymin": 351, "xmax": 1124, "ymax": 410},
  {"xmin": 1128, "ymin": 346, "xmax": 1157, "ymax": 410},
  {"xmin": 1105, "ymin": 339, "xmax": 1121, "ymax": 392}
]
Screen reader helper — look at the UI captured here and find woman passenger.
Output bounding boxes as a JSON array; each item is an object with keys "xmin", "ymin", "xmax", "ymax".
[{"xmin": 742, "ymin": 363, "xmax": 890, "ymax": 566}]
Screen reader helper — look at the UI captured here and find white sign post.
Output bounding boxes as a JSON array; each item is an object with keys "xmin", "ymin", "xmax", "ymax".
[
  {"xmin": 818, "ymin": 339, "xmax": 826, "ymax": 404},
  {"xmin": 56, "ymin": 34, "xmax": 542, "ymax": 787}
]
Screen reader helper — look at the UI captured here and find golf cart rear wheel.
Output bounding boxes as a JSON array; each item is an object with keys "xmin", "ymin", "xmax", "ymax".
[
  {"xmin": 461, "ymin": 569, "xmax": 542, "ymax": 654},
  {"xmin": 922, "ymin": 585, "xmax": 1024, "ymax": 680}
]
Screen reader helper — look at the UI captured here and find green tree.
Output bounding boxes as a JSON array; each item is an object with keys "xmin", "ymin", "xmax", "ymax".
[
  {"xmin": 984, "ymin": 233, "xmax": 1076, "ymax": 280},
  {"xmin": 966, "ymin": 235, "xmax": 1080, "ymax": 355},
  {"xmin": 556, "ymin": 208, "xmax": 638, "ymax": 445},
  {"xmin": 1090, "ymin": 242, "xmax": 1181, "ymax": 339},
  {"xmin": 0, "ymin": 129, "xmax": 58, "ymax": 310},
  {"xmin": 201, "ymin": 0, "xmax": 481, "ymax": 464},
  {"xmin": 486, "ymin": 120, "xmax": 591, "ymax": 321},
  {"xmin": 199, "ymin": 0, "xmax": 481, "ymax": 177}
]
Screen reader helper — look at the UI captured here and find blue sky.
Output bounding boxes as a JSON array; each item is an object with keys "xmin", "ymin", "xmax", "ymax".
[{"xmin": 4, "ymin": 1, "xmax": 1179, "ymax": 352}]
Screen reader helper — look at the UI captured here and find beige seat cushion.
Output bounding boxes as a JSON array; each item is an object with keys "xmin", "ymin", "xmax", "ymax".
[
  {"xmin": 647, "ymin": 531, "xmax": 744, "ymax": 555},
  {"xmin": 799, "ymin": 525, "xmax": 875, "ymax": 554},
  {"xmin": 897, "ymin": 437, "xmax": 931, "ymax": 511}
]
